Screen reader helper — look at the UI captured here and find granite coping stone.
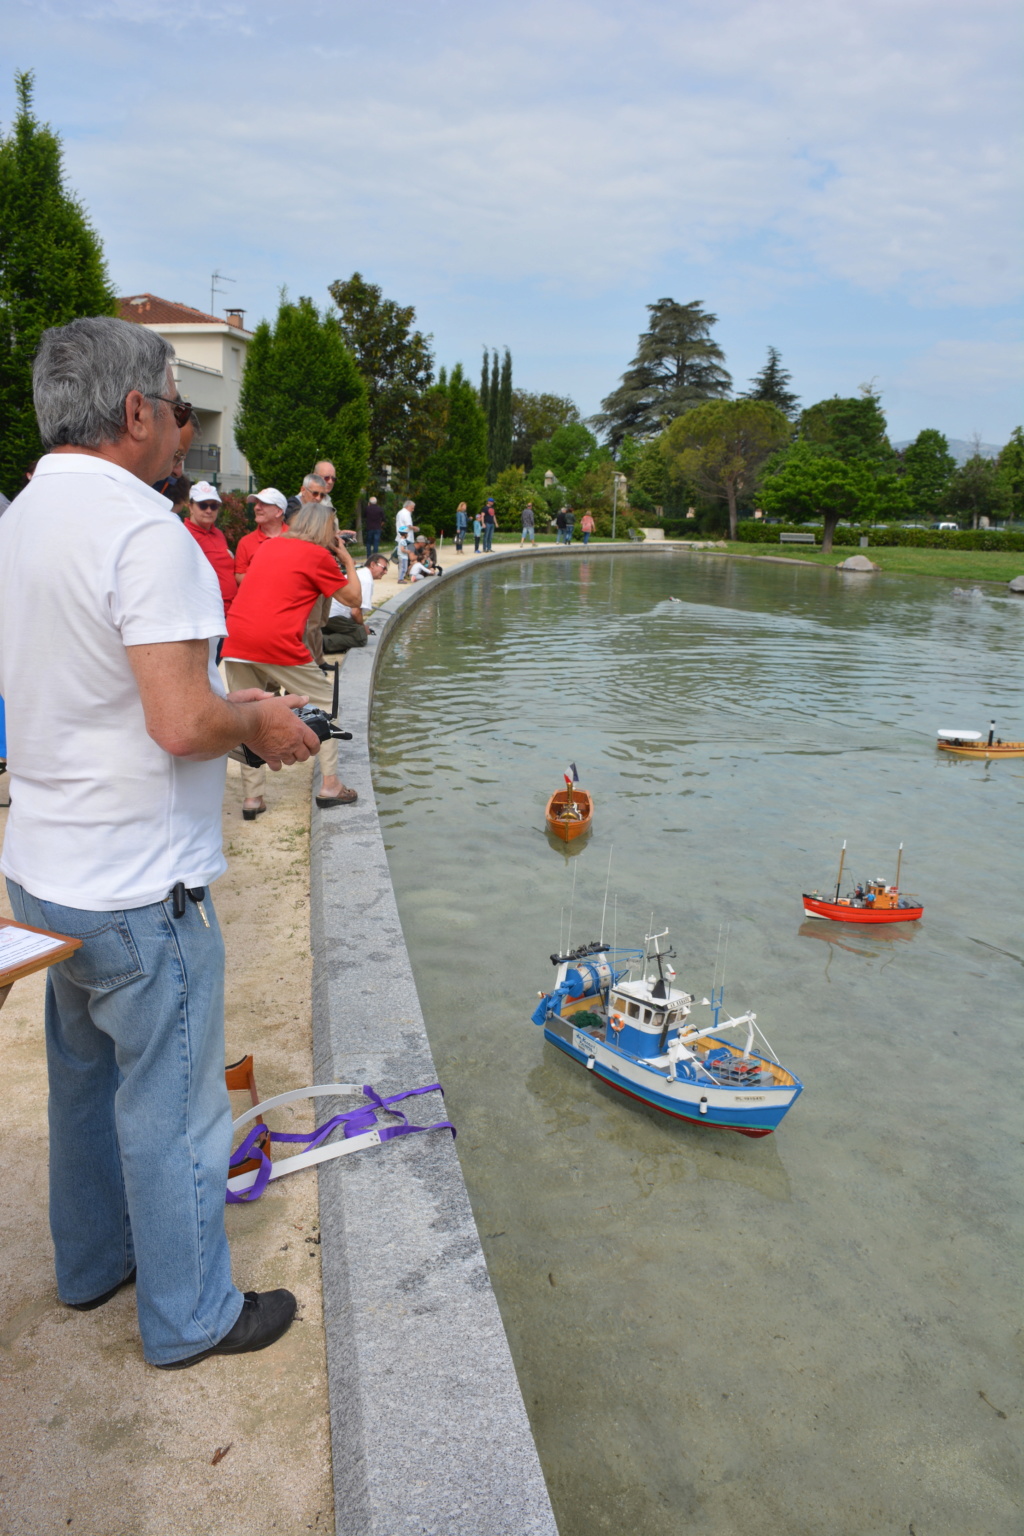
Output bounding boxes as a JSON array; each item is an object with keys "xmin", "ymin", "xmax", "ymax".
[{"xmin": 310, "ymin": 544, "xmax": 663, "ymax": 1532}]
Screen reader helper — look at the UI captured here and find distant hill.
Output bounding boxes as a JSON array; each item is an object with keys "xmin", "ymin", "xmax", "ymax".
[{"xmin": 893, "ymin": 437, "xmax": 1002, "ymax": 465}]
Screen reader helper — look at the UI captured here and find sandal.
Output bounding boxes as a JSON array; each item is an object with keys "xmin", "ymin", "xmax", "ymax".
[{"xmin": 315, "ymin": 787, "xmax": 358, "ymax": 807}]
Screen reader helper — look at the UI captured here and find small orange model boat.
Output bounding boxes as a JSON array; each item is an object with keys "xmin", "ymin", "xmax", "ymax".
[
  {"xmin": 545, "ymin": 764, "xmax": 593, "ymax": 842},
  {"xmin": 802, "ymin": 842, "xmax": 923, "ymax": 925},
  {"xmin": 936, "ymin": 724, "xmax": 1024, "ymax": 759}
]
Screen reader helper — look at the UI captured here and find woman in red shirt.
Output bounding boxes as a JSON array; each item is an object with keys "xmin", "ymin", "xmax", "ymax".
[{"xmin": 223, "ymin": 502, "xmax": 363, "ymax": 816}]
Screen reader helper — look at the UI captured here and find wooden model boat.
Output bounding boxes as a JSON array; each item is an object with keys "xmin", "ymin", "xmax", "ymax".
[
  {"xmin": 802, "ymin": 841, "xmax": 922, "ymax": 925},
  {"xmin": 531, "ymin": 930, "xmax": 802, "ymax": 1137},
  {"xmin": 545, "ymin": 772, "xmax": 593, "ymax": 842},
  {"xmin": 936, "ymin": 725, "xmax": 1024, "ymax": 759}
]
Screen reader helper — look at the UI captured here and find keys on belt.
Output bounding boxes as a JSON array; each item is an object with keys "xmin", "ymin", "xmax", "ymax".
[{"xmin": 170, "ymin": 882, "xmax": 210, "ymax": 926}]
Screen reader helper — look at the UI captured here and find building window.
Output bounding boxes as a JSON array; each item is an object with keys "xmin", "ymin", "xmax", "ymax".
[{"xmin": 231, "ymin": 347, "xmax": 240, "ymax": 382}]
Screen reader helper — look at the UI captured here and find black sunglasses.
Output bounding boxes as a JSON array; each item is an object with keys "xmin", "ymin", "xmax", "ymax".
[
  {"xmin": 195, "ymin": 501, "xmax": 220, "ymax": 511},
  {"xmin": 147, "ymin": 394, "xmax": 194, "ymax": 428}
]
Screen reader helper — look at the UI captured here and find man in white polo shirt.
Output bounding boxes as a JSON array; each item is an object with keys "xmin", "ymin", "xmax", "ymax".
[{"xmin": 0, "ymin": 317, "xmax": 321, "ymax": 1369}]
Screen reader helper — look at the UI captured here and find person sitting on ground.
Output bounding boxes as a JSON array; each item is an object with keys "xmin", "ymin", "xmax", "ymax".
[
  {"xmin": 322, "ymin": 553, "xmax": 389, "ymax": 653},
  {"xmin": 184, "ymin": 481, "xmax": 236, "ymax": 622},
  {"xmin": 235, "ymin": 488, "xmax": 288, "ymax": 584},
  {"xmin": 407, "ymin": 556, "xmax": 437, "ymax": 582},
  {"xmin": 222, "ymin": 501, "xmax": 365, "ymax": 816},
  {"xmin": 421, "ymin": 534, "xmax": 442, "ymax": 574}
]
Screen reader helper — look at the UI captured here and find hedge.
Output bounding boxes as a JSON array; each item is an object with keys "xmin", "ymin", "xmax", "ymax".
[{"xmin": 731, "ymin": 522, "xmax": 1024, "ymax": 552}]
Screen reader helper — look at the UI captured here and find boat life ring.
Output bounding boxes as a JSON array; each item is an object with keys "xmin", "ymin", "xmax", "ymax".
[{"xmin": 610, "ymin": 1013, "xmax": 625, "ymax": 1033}]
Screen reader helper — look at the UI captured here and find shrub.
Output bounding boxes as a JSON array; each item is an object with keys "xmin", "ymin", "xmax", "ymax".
[{"xmin": 731, "ymin": 521, "xmax": 1024, "ymax": 551}]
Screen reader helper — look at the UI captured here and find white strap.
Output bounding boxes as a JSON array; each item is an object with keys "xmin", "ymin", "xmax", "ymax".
[
  {"xmin": 231, "ymin": 1082, "xmax": 363, "ymax": 1132},
  {"xmin": 227, "ymin": 1123, "xmax": 382, "ymax": 1194}
]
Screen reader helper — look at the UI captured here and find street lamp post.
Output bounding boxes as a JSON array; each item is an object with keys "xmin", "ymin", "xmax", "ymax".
[{"xmin": 611, "ymin": 472, "xmax": 627, "ymax": 540}]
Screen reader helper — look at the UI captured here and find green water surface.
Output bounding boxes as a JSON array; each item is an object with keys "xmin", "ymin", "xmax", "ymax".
[{"xmin": 371, "ymin": 551, "xmax": 1022, "ymax": 1536}]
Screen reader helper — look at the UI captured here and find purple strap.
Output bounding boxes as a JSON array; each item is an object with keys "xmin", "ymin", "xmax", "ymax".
[{"xmin": 226, "ymin": 1082, "xmax": 455, "ymax": 1204}]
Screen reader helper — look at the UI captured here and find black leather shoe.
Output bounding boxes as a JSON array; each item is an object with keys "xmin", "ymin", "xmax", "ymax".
[
  {"xmin": 67, "ymin": 1268, "xmax": 137, "ymax": 1311},
  {"xmin": 153, "ymin": 1289, "xmax": 297, "ymax": 1370}
]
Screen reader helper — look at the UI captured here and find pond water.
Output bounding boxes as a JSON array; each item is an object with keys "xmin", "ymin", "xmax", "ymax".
[{"xmin": 370, "ymin": 552, "xmax": 1022, "ymax": 1536}]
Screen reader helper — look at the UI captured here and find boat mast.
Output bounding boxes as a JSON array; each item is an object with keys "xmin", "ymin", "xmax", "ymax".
[
  {"xmin": 988, "ymin": 720, "xmax": 996, "ymax": 747},
  {"xmin": 834, "ymin": 840, "xmax": 847, "ymax": 903},
  {"xmin": 894, "ymin": 842, "xmax": 903, "ymax": 891}
]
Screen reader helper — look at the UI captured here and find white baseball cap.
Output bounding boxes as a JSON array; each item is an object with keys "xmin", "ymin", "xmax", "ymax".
[
  {"xmin": 190, "ymin": 481, "xmax": 221, "ymax": 504},
  {"xmin": 254, "ymin": 488, "xmax": 288, "ymax": 512}
]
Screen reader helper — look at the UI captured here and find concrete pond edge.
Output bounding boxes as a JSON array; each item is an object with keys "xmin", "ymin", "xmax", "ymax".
[{"xmin": 308, "ymin": 543, "xmax": 668, "ymax": 1533}]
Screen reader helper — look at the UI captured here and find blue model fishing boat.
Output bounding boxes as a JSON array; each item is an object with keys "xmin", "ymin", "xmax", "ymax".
[{"xmin": 531, "ymin": 930, "xmax": 802, "ymax": 1137}]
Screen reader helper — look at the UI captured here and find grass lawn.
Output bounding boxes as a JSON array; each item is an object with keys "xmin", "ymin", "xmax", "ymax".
[{"xmin": 726, "ymin": 544, "xmax": 1024, "ymax": 585}]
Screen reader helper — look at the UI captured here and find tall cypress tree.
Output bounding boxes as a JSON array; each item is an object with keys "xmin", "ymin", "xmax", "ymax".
[
  {"xmin": 479, "ymin": 348, "xmax": 490, "ymax": 419},
  {"xmin": 487, "ymin": 350, "xmax": 500, "ymax": 479},
  {"xmin": 494, "ymin": 347, "xmax": 513, "ymax": 474},
  {"xmin": 414, "ymin": 362, "xmax": 488, "ymax": 524},
  {"xmin": 0, "ymin": 71, "xmax": 117, "ymax": 497}
]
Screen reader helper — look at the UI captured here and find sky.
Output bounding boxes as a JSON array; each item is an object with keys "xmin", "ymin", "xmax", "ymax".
[{"xmin": 4, "ymin": 0, "xmax": 1022, "ymax": 445}]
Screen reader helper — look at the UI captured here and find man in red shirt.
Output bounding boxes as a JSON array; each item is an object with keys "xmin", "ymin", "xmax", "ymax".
[
  {"xmin": 234, "ymin": 488, "xmax": 287, "ymax": 584},
  {"xmin": 183, "ymin": 482, "xmax": 236, "ymax": 618}
]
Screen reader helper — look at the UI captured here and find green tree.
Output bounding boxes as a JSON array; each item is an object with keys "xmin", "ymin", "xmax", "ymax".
[
  {"xmin": 0, "ymin": 71, "xmax": 117, "ymax": 497},
  {"xmin": 492, "ymin": 347, "xmax": 513, "ymax": 476},
  {"xmin": 943, "ymin": 453, "xmax": 1004, "ymax": 529},
  {"xmin": 486, "ymin": 351, "xmax": 500, "ymax": 477},
  {"xmin": 235, "ymin": 294, "xmax": 370, "ymax": 514},
  {"xmin": 327, "ymin": 271, "xmax": 433, "ymax": 487},
  {"xmin": 530, "ymin": 422, "xmax": 601, "ymax": 487},
  {"xmin": 799, "ymin": 391, "xmax": 893, "ymax": 467},
  {"xmin": 741, "ymin": 345, "xmax": 800, "ymax": 417},
  {"xmin": 760, "ymin": 442, "xmax": 880, "ymax": 553},
  {"xmin": 412, "ymin": 362, "xmax": 488, "ymax": 527},
  {"xmin": 625, "ymin": 436, "xmax": 670, "ymax": 514},
  {"xmin": 661, "ymin": 399, "xmax": 791, "ymax": 539},
  {"xmin": 996, "ymin": 427, "xmax": 1024, "ymax": 520},
  {"xmin": 591, "ymin": 298, "xmax": 731, "ymax": 446},
  {"xmin": 899, "ymin": 429, "xmax": 956, "ymax": 521},
  {"xmin": 510, "ymin": 389, "xmax": 578, "ymax": 468}
]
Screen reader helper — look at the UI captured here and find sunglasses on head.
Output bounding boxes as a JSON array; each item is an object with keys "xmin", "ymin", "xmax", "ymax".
[{"xmin": 147, "ymin": 394, "xmax": 194, "ymax": 428}]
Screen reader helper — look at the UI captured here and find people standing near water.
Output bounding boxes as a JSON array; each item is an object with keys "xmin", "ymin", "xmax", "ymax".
[
  {"xmin": 363, "ymin": 496, "xmax": 384, "ymax": 558},
  {"xmin": 565, "ymin": 506, "xmax": 576, "ymax": 542},
  {"xmin": 235, "ymin": 488, "xmax": 288, "ymax": 584},
  {"xmin": 555, "ymin": 506, "xmax": 568, "ymax": 544},
  {"xmin": 454, "ymin": 502, "xmax": 467, "ymax": 552},
  {"xmin": 473, "ymin": 510, "xmax": 483, "ymax": 553},
  {"xmin": 184, "ymin": 481, "xmax": 236, "ymax": 622},
  {"xmin": 520, "ymin": 501, "xmax": 535, "ymax": 547},
  {"xmin": 482, "ymin": 498, "xmax": 496, "ymax": 552},
  {"xmin": 580, "ymin": 511, "xmax": 595, "ymax": 545}
]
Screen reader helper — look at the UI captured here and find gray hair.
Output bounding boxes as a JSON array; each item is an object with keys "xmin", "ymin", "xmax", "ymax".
[
  {"xmin": 33, "ymin": 317, "xmax": 175, "ymax": 450},
  {"xmin": 287, "ymin": 501, "xmax": 338, "ymax": 548},
  {"xmin": 302, "ymin": 473, "xmax": 328, "ymax": 492}
]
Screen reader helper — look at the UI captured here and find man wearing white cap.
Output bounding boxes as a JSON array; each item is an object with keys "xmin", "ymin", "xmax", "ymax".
[
  {"xmin": 184, "ymin": 481, "xmax": 236, "ymax": 619},
  {"xmin": 235, "ymin": 488, "xmax": 287, "ymax": 585}
]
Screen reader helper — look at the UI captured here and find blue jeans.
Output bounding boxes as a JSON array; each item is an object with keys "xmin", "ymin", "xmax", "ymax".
[
  {"xmin": 483, "ymin": 525, "xmax": 494, "ymax": 551},
  {"xmin": 6, "ymin": 881, "xmax": 242, "ymax": 1365},
  {"xmin": 398, "ymin": 547, "xmax": 409, "ymax": 579},
  {"xmin": 364, "ymin": 529, "xmax": 381, "ymax": 558},
  {"xmin": 582, "ymin": 532, "xmax": 590, "ymax": 544}
]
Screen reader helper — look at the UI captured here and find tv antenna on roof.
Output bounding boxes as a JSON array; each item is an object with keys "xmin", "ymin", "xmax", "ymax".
[{"xmin": 211, "ymin": 270, "xmax": 235, "ymax": 314}]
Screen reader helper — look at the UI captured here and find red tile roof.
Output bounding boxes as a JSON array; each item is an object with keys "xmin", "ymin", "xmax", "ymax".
[{"xmin": 118, "ymin": 293, "xmax": 227, "ymax": 326}]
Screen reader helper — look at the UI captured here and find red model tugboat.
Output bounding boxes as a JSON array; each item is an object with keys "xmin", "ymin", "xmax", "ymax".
[{"xmin": 802, "ymin": 841, "xmax": 923, "ymax": 925}]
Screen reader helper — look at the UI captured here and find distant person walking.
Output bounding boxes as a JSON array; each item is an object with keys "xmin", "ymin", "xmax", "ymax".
[
  {"xmin": 580, "ymin": 511, "xmax": 595, "ymax": 545},
  {"xmin": 482, "ymin": 498, "xmax": 496, "ymax": 552},
  {"xmin": 555, "ymin": 507, "xmax": 568, "ymax": 544},
  {"xmin": 363, "ymin": 496, "xmax": 384, "ymax": 558},
  {"xmin": 565, "ymin": 507, "xmax": 576, "ymax": 542},
  {"xmin": 520, "ymin": 501, "xmax": 535, "ymax": 548}
]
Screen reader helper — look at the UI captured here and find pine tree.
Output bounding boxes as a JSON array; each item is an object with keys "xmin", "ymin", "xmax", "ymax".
[
  {"xmin": 742, "ymin": 346, "xmax": 800, "ymax": 417},
  {"xmin": 413, "ymin": 363, "xmax": 488, "ymax": 525},
  {"xmin": 494, "ymin": 348, "xmax": 513, "ymax": 475},
  {"xmin": 0, "ymin": 71, "xmax": 117, "ymax": 497},
  {"xmin": 235, "ymin": 295, "xmax": 370, "ymax": 515},
  {"xmin": 591, "ymin": 299, "xmax": 731, "ymax": 446},
  {"xmin": 487, "ymin": 351, "xmax": 500, "ymax": 478}
]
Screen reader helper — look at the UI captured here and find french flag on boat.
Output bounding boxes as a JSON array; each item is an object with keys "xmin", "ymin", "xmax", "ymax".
[{"xmin": 564, "ymin": 762, "xmax": 579, "ymax": 786}]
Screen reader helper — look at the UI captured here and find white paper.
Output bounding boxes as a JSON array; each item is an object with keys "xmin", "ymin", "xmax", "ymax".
[{"xmin": 0, "ymin": 925, "xmax": 67, "ymax": 971}]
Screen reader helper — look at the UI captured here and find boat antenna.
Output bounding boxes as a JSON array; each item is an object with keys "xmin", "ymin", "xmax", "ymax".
[
  {"xmin": 721, "ymin": 924, "xmax": 730, "ymax": 993},
  {"xmin": 613, "ymin": 894, "xmax": 617, "ymax": 956},
  {"xmin": 834, "ymin": 839, "xmax": 847, "ymax": 903},
  {"xmin": 566, "ymin": 862, "xmax": 578, "ymax": 951},
  {"xmin": 711, "ymin": 924, "xmax": 722, "ymax": 995},
  {"xmin": 559, "ymin": 906, "xmax": 564, "ymax": 955},
  {"xmin": 988, "ymin": 720, "xmax": 996, "ymax": 747},
  {"xmin": 600, "ymin": 845, "xmax": 614, "ymax": 945},
  {"xmin": 894, "ymin": 841, "xmax": 903, "ymax": 890}
]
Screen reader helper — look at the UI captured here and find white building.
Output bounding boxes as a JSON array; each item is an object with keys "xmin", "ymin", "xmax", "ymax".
[{"xmin": 118, "ymin": 294, "xmax": 253, "ymax": 492}]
